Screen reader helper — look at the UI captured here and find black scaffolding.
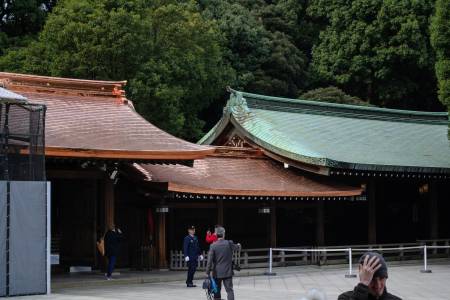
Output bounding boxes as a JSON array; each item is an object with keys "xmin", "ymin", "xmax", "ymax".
[{"xmin": 1, "ymin": 87, "xmax": 47, "ymax": 297}]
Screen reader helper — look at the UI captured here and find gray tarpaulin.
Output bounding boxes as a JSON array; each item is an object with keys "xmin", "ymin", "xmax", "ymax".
[
  {"xmin": 9, "ymin": 181, "xmax": 47, "ymax": 296},
  {"xmin": 0, "ymin": 182, "xmax": 6, "ymax": 297}
]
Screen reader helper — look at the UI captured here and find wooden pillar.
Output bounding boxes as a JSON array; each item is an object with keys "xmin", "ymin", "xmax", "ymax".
[
  {"xmin": 368, "ymin": 179, "xmax": 377, "ymax": 244},
  {"xmin": 316, "ymin": 201, "xmax": 325, "ymax": 246},
  {"xmin": 217, "ymin": 199, "xmax": 224, "ymax": 226},
  {"xmin": 157, "ymin": 211, "xmax": 168, "ymax": 269},
  {"xmin": 104, "ymin": 178, "xmax": 115, "ymax": 230},
  {"xmin": 429, "ymin": 182, "xmax": 439, "ymax": 239},
  {"xmin": 92, "ymin": 180, "xmax": 98, "ymax": 268},
  {"xmin": 270, "ymin": 202, "xmax": 277, "ymax": 248}
]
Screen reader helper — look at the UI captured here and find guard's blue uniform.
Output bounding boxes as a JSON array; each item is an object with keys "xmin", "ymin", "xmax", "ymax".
[{"xmin": 183, "ymin": 234, "xmax": 201, "ymax": 286}]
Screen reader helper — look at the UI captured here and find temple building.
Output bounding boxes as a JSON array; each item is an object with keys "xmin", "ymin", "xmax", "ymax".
[
  {"xmin": 0, "ymin": 72, "xmax": 213, "ymax": 270},
  {"xmin": 1, "ymin": 72, "xmax": 448, "ymax": 273},
  {"xmin": 199, "ymin": 89, "xmax": 450, "ymax": 246}
]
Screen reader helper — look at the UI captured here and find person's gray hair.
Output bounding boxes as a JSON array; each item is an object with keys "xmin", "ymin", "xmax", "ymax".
[
  {"xmin": 216, "ymin": 226, "xmax": 225, "ymax": 238},
  {"xmin": 305, "ymin": 289, "xmax": 327, "ymax": 300}
]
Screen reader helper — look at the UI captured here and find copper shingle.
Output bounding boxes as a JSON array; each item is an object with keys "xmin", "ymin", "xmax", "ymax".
[
  {"xmin": 136, "ymin": 147, "xmax": 362, "ymax": 197},
  {"xmin": 0, "ymin": 72, "xmax": 213, "ymax": 160}
]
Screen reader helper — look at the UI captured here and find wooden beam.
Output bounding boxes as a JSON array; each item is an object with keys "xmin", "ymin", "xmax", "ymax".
[
  {"xmin": 217, "ymin": 199, "xmax": 224, "ymax": 226},
  {"xmin": 47, "ymin": 169, "xmax": 105, "ymax": 179},
  {"xmin": 429, "ymin": 181, "xmax": 439, "ymax": 239},
  {"xmin": 44, "ymin": 146, "xmax": 214, "ymax": 161},
  {"xmin": 168, "ymin": 201, "xmax": 318, "ymax": 209},
  {"xmin": 92, "ymin": 180, "xmax": 98, "ymax": 269},
  {"xmin": 270, "ymin": 202, "xmax": 277, "ymax": 248},
  {"xmin": 104, "ymin": 178, "xmax": 115, "ymax": 230},
  {"xmin": 169, "ymin": 202, "xmax": 217, "ymax": 209},
  {"xmin": 157, "ymin": 212, "xmax": 168, "ymax": 269},
  {"xmin": 316, "ymin": 201, "xmax": 325, "ymax": 246},
  {"xmin": 368, "ymin": 179, "xmax": 377, "ymax": 244}
]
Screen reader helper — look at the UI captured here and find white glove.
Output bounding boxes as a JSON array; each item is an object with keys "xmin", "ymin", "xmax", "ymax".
[
  {"xmin": 199, "ymin": 255, "xmax": 204, "ymax": 261},
  {"xmin": 185, "ymin": 256, "xmax": 190, "ymax": 262}
]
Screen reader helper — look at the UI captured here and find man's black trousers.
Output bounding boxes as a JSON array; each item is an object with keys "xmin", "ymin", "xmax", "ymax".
[{"xmin": 186, "ymin": 260, "xmax": 197, "ymax": 285}]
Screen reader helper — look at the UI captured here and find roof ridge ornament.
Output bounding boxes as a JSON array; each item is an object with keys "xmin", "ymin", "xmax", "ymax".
[
  {"xmin": 224, "ymin": 87, "xmax": 250, "ymax": 117},
  {"xmin": 112, "ymin": 85, "xmax": 127, "ymax": 105}
]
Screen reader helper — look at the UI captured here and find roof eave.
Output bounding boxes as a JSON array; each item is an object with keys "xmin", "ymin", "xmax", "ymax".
[
  {"xmin": 198, "ymin": 113, "xmax": 231, "ymax": 145},
  {"xmin": 167, "ymin": 182, "xmax": 362, "ymax": 197},
  {"xmin": 43, "ymin": 146, "xmax": 215, "ymax": 161}
]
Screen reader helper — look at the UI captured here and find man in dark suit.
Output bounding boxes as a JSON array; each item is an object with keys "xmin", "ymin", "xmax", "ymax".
[
  {"xmin": 183, "ymin": 225, "xmax": 204, "ymax": 287},
  {"xmin": 206, "ymin": 226, "xmax": 241, "ymax": 300}
]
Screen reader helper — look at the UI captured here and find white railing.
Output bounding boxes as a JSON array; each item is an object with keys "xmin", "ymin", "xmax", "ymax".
[
  {"xmin": 170, "ymin": 249, "xmax": 241, "ymax": 270},
  {"xmin": 266, "ymin": 244, "xmax": 450, "ymax": 276},
  {"xmin": 265, "ymin": 247, "xmax": 356, "ymax": 277},
  {"xmin": 169, "ymin": 239, "xmax": 450, "ymax": 271}
]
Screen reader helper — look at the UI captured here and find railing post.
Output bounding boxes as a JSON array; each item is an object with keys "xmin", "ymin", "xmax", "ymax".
[
  {"xmin": 345, "ymin": 248, "xmax": 356, "ymax": 278},
  {"xmin": 264, "ymin": 248, "xmax": 277, "ymax": 276},
  {"xmin": 421, "ymin": 245, "xmax": 432, "ymax": 273},
  {"xmin": 244, "ymin": 251, "xmax": 249, "ymax": 268}
]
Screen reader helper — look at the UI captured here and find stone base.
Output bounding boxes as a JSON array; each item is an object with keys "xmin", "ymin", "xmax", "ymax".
[{"xmin": 420, "ymin": 269, "xmax": 432, "ymax": 273}]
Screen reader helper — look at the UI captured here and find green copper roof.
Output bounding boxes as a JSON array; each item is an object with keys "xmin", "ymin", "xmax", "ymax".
[{"xmin": 200, "ymin": 89, "xmax": 450, "ymax": 174}]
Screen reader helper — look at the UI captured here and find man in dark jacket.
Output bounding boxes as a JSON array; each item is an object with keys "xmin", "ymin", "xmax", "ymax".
[
  {"xmin": 183, "ymin": 225, "xmax": 204, "ymax": 287},
  {"xmin": 104, "ymin": 224, "xmax": 123, "ymax": 280},
  {"xmin": 206, "ymin": 226, "xmax": 241, "ymax": 300},
  {"xmin": 338, "ymin": 252, "xmax": 401, "ymax": 300}
]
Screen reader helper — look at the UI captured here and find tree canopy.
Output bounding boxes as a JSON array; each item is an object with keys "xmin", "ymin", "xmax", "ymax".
[
  {"xmin": 430, "ymin": 0, "xmax": 450, "ymax": 112},
  {"xmin": 0, "ymin": 0, "xmax": 447, "ymax": 140},
  {"xmin": 308, "ymin": 0, "xmax": 440, "ymax": 111},
  {"xmin": 0, "ymin": 0, "xmax": 233, "ymax": 140},
  {"xmin": 299, "ymin": 86, "xmax": 370, "ymax": 106}
]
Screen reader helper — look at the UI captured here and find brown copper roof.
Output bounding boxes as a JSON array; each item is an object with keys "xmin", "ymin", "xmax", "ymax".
[
  {"xmin": 134, "ymin": 147, "xmax": 362, "ymax": 197},
  {"xmin": 0, "ymin": 72, "xmax": 213, "ymax": 160}
]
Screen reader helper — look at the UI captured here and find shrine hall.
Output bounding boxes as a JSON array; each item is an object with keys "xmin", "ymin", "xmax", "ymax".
[{"xmin": 0, "ymin": 72, "xmax": 448, "ymax": 272}]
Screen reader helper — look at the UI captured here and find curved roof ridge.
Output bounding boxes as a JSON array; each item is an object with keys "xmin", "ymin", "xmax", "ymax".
[
  {"xmin": 230, "ymin": 89, "xmax": 449, "ymax": 125},
  {"xmin": 0, "ymin": 72, "xmax": 127, "ymax": 98}
]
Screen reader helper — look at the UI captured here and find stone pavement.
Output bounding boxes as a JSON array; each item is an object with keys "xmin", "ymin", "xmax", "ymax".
[{"xmin": 15, "ymin": 262, "xmax": 450, "ymax": 300}]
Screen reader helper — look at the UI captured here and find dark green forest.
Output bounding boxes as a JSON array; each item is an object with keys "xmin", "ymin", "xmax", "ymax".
[{"xmin": 1, "ymin": 0, "xmax": 449, "ymax": 140}]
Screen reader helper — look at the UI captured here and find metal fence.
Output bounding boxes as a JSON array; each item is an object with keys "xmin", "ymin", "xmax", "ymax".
[
  {"xmin": 170, "ymin": 249, "xmax": 241, "ymax": 270},
  {"xmin": 169, "ymin": 239, "xmax": 450, "ymax": 271},
  {"xmin": 266, "ymin": 243, "xmax": 450, "ymax": 276}
]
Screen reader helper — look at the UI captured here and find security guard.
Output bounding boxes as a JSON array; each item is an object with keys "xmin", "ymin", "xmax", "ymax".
[{"xmin": 183, "ymin": 225, "xmax": 203, "ymax": 287}]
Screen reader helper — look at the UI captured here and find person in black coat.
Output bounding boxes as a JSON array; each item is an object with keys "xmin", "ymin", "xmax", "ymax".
[
  {"xmin": 183, "ymin": 225, "xmax": 204, "ymax": 287},
  {"xmin": 338, "ymin": 252, "xmax": 401, "ymax": 300},
  {"xmin": 104, "ymin": 224, "xmax": 123, "ymax": 280}
]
